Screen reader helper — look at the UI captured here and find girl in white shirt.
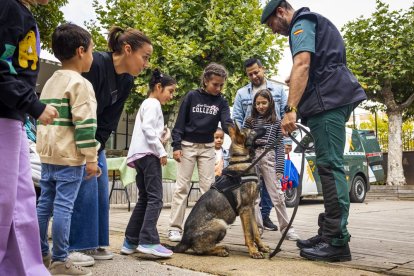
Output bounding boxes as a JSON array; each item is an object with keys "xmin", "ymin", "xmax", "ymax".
[{"xmin": 122, "ymin": 69, "xmax": 176, "ymax": 257}]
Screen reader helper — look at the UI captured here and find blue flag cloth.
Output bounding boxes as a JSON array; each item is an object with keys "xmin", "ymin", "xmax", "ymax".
[{"xmin": 282, "ymin": 157, "xmax": 299, "ymax": 190}]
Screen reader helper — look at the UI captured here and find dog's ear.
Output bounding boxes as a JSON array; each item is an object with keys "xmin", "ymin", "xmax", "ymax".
[{"xmin": 228, "ymin": 125, "xmax": 236, "ymax": 140}]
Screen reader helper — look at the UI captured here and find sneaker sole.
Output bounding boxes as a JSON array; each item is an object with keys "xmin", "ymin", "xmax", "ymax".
[
  {"xmin": 120, "ymin": 247, "xmax": 138, "ymax": 255},
  {"xmin": 71, "ymin": 260, "xmax": 95, "ymax": 267},
  {"xmin": 300, "ymin": 250, "xmax": 352, "ymax": 262},
  {"xmin": 137, "ymin": 246, "xmax": 173, "ymax": 258},
  {"xmin": 92, "ymin": 254, "xmax": 114, "ymax": 260},
  {"xmin": 264, "ymin": 226, "xmax": 278, "ymax": 231}
]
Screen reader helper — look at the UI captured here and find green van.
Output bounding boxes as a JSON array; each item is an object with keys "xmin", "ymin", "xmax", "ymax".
[{"xmin": 285, "ymin": 128, "xmax": 384, "ymax": 207}]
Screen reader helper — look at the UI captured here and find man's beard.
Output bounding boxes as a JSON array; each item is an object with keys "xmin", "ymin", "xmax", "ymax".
[{"xmin": 252, "ymin": 78, "xmax": 264, "ymax": 87}]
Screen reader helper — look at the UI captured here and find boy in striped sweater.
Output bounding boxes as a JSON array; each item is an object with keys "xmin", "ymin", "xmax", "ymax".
[{"xmin": 36, "ymin": 23, "xmax": 99, "ymax": 276}]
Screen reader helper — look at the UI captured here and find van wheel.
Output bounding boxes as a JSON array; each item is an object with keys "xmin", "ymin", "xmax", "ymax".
[
  {"xmin": 350, "ymin": 175, "xmax": 366, "ymax": 203},
  {"xmin": 285, "ymin": 186, "xmax": 301, "ymax": 208}
]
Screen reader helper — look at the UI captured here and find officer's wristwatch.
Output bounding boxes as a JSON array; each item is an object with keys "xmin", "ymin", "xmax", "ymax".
[{"xmin": 284, "ymin": 105, "xmax": 297, "ymax": 113}]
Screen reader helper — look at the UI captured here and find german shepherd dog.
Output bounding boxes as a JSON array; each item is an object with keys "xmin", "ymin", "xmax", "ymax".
[{"xmin": 172, "ymin": 125, "xmax": 270, "ymax": 258}]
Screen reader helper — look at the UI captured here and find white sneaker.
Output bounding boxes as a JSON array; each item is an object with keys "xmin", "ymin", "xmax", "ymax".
[
  {"xmin": 84, "ymin": 248, "xmax": 114, "ymax": 260},
  {"xmin": 285, "ymin": 229, "xmax": 300, "ymax": 241},
  {"xmin": 68, "ymin": 252, "xmax": 95, "ymax": 267},
  {"xmin": 168, "ymin": 230, "xmax": 182, "ymax": 242}
]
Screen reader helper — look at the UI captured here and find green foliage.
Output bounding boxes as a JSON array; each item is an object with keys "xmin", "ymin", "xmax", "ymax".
[
  {"xmin": 32, "ymin": 0, "xmax": 68, "ymax": 50},
  {"xmin": 358, "ymin": 114, "xmax": 414, "ymax": 151},
  {"xmin": 89, "ymin": 0, "xmax": 286, "ymax": 114},
  {"xmin": 342, "ymin": 0, "xmax": 414, "ymax": 118}
]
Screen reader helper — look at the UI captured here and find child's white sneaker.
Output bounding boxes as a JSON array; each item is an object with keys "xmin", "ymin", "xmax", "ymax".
[{"xmin": 168, "ymin": 230, "xmax": 182, "ymax": 242}]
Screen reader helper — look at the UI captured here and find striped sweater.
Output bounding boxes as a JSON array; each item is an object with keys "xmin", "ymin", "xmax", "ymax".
[
  {"xmin": 244, "ymin": 116, "xmax": 284, "ymax": 174},
  {"xmin": 36, "ymin": 70, "xmax": 99, "ymax": 166}
]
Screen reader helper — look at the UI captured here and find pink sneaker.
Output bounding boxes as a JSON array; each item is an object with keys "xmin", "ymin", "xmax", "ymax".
[{"xmin": 137, "ymin": 244, "xmax": 173, "ymax": 258}]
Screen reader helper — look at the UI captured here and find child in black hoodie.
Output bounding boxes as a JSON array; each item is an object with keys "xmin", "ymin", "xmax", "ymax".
[{"xmin": 168, "ymin": 63, "xmax": 233, "ymax": 242}]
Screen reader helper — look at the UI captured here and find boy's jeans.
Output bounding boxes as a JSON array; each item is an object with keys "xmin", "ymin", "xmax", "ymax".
[{"xmin": 37, "ymin": 164, "xmax": 84, "ymax": 261}]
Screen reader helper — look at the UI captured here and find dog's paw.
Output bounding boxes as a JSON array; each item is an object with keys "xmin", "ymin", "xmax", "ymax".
[
  {"xmin": 250, "ymin": 251, "xmax": 265, "ymax": 259},
  {"xmin": 217, "ymin": 248, "xmax": 230, "ymax": 257},
  {"xmin": 258, "ymin": 245, "xmax": 270, "ymax": 253}
]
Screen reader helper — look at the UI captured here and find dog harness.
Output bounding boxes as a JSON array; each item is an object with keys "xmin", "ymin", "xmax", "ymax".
[{"xmin": 211, "ymin": 168, "xmax": 259, "ymax": 215}]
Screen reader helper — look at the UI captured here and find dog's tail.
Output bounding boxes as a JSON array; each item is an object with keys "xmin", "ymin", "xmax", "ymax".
[
  {"xmin": 163, "ymin": 234, "xmax": 191, "ymax": 253},
  {"xmin": 172, "ymin": 241, "xmax": 191, "ymax": 253}
]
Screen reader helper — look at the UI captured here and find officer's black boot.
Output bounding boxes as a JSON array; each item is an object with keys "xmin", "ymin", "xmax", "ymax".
[
  {"xmin": 296, "ymin": 234, "xmax": 323, "ymax": 249},
  {"xmin": 296, "ymin": 213, "xmax": 325, "ymax": 249},
  {"xmin": 300, "ymin": 242, "xmax": 352, "ymax": 262}
]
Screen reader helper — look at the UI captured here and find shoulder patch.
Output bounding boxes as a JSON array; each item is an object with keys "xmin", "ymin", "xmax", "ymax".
[{"xmin": 0, "ymin": 44, "xmax": 17, "ymax": 75}]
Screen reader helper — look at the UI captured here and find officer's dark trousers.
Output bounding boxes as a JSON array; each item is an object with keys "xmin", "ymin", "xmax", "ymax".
[{"xmin": 307, "ymin": 104, "xmax": 353, "ymax": 246}]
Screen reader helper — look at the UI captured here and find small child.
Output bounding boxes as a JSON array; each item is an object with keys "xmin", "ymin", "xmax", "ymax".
[
  {"xmin": 244, "ymin": 89, "xmax": 300, "ymax": 240},
  {"xmin": 36, "ymin": 23, "xmax": 100, "ymax": 275},
  {"xmin": 214, "ymin": 127, "xmax": 229, "ymax": 177},
  {"xmin": 121, "ymin": 69, "xmax": 176, "ymax": 257},
  {"xmin": 0, "ymin": 0, "xmax": 58, "ymax": 274},
  {"xmin": 168, "ymin": 63, "xmax": 233, "ymax": 242}
]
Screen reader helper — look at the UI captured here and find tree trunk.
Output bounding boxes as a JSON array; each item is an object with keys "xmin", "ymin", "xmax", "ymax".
[
  {"xmin": 164, "ymin": 102, "xmax": 182, "ymax": 157},
  {"xmin": 386, "ymin": 111, "xmax": 406, "ymax": 186}
]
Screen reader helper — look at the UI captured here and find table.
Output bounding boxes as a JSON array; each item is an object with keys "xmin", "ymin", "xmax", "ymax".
[{"xmin": 106, "ymin": 157, "xmax": 200, "ymax": 210}]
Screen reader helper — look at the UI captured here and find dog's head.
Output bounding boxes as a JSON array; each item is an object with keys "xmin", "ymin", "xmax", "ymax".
[{"xmin": 228, "ymin": 123, "xmax": 265, "ymax": 157}]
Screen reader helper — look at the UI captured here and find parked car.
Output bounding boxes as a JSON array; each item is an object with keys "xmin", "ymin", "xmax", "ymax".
[{"xmin": 285, "ymin": 127, "xmax": 384, "ymax": 207}]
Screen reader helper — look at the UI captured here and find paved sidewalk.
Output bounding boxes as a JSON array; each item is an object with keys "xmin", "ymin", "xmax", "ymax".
[{"xmin": 102, "ymin": 199, "xmax": 414, "ymax": 275}]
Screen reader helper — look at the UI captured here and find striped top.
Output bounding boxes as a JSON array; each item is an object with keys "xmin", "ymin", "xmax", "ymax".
[
  {"xmin": 36, "ymin": 70, "xmax": 99, "ymax": 166},
  {"xmin": 244, "ymin": 116, "xmax": 284, "ymax": 174}
]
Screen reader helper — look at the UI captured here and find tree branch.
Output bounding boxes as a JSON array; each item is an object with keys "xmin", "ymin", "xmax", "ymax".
[{"xmin": 400, "ymin": 92, "xmax": 414, "ymax": 110}]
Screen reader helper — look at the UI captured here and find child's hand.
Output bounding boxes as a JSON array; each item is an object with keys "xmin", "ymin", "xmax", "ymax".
[
  {"xmin": 161, "ymin": 126, "xmax": 171, "ymax": 145},
  {"xmin": 173, "ymin": 150, "xmax": 182, "ymax": 162},
  {"xmin": 38, "ymin": 104, "xmax": 59, "ymax": 125},
  {"xmin": 160, "ymin": 156, "xmax": 167, "ymax": 166},
  {"xmin": 85, "ymin": 161, "xmax": 99, "ymax": 179}
]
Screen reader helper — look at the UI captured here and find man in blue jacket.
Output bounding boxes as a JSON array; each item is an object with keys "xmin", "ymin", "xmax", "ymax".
[
  {"xmin": 261, "ymin": 0, "xmax": 367, "ymax": 262},
  {"xmin": 233, "ymin": 58, "xmax": 294, "ymax": 237}
]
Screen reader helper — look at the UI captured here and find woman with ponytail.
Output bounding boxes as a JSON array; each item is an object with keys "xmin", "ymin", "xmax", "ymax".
[{"xmin": 68, "ymin": 26, "xmax": 153, "ymax": 264}]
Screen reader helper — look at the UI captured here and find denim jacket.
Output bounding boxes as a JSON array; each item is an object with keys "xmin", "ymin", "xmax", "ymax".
[{"xmin": 233, "ymin": 79, "xmax": 287, "ymax": 127}]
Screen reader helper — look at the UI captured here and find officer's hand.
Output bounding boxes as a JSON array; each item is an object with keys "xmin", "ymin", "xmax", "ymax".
[
  {"xmin": 281, "ymin": 112, "xmax": 297, "ymax": 137},
  {"xmin": 173, "ymin": 150, "xmax": 182, "ymax": 162},
  {"xmin": 38, "ymin": 104, "xmax": 59, "ymax": 125}
]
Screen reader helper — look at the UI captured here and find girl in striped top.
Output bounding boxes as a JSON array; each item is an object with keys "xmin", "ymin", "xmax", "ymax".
[{"xmin": 244, "ymin": 89, "xmax": 300, "ymax": 240}]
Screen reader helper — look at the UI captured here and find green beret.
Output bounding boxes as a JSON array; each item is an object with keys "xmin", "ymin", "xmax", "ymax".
[{"xmin": 261, "ymin": 0, "xmax": 283, "ymax": 24}]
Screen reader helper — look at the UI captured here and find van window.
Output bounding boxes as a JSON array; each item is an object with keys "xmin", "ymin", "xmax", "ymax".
[
  {"xmin": 358, "ymin": 130, "xmax": 382, "ymax": 153},
  {"xmin": 350, "ymin": 131, "xmax": 364, "ymax": 152}
]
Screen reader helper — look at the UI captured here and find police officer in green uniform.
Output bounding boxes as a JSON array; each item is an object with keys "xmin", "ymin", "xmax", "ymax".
[{"xmin": 261, "ymin": 0, "xmax": 367, "ymax": 262}]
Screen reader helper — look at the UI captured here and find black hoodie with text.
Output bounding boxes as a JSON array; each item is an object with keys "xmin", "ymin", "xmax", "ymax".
[{"xmin": 171, "ymin": 88, "xmax": 233, "ymax": 151}]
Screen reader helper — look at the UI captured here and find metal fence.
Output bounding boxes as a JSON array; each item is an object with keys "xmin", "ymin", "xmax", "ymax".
[{"xmin": 377, "ymin": 131, "xmax": 414, "ymax": 152}]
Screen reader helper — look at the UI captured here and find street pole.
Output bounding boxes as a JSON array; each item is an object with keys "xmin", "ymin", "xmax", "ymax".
[{"xmin": 353, "ymin": 111, "xmax": 356, "ymax": 129}]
